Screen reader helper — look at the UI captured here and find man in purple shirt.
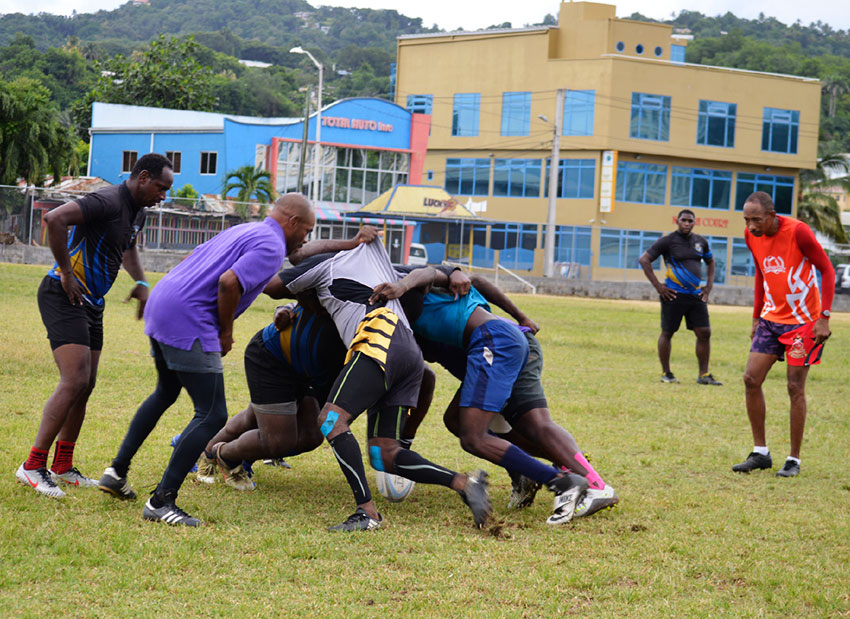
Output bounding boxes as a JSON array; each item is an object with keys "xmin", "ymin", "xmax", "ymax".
[{"xmin": 98, "ymin": 193, "xmax": 315, "ymax": 526}]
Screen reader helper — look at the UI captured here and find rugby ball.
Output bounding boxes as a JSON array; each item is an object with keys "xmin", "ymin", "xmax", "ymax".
[{"xmin": 375, "ymin": 471, "xmax": 415, "ymax": 502}]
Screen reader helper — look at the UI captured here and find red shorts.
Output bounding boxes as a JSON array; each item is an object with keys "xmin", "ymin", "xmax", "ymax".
[{"xmin": 776, "ymin": 322, "xmax": 824, "ymax": 367}]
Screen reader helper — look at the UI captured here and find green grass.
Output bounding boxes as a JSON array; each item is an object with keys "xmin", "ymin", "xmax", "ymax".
[{"xmin": 1, "ymin": 262, "xmax": 849, "ymax": 617}]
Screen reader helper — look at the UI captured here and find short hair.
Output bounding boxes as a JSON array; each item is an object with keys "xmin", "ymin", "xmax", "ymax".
[
  {"xmin": 677, "ymin": 209, "xmax": 695, "ymax": 220},
  {"xmin": 131, "ymin": 153, "xmax": 173, "ymax": 180},
  {"xmin": 745, "ymin": 191, "xmax": 775, "ymax": 212}
]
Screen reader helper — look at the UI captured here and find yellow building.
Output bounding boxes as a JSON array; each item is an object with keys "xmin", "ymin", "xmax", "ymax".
[{"xmin": 395, "ymin": 1, "xmax": 821, "ymax": 284}]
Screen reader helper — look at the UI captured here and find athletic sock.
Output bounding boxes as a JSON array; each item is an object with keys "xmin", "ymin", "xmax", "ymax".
[
  {"xmin": 24, "ymin": 447, "xmax": 49, "ymax": 471},
  {"xmin": 753, "ymin": 446, "xmax": 770, "ymax": 456},
  {"xmin": 574, "ymin": 452, "xmax": 605, "ymax": 490},
  {"xmin": 392, "ymin": 449, "xmax": 455, "ymax": 488},
  {"xmin": 499, "ymin": 444, "xmax": 560, "ymax": 485},
  {"xmin": 50, "ymin": 441, "xmax": 75, "ymax": 474},
  {"xmin": 786, "ymin": 456, "xmax": 801, "ymax": 465},
  {"xmin": 328, "ymin": 431, "xmax": 372, "ymax": 505},
  {"xmin": 111, "ymin": 459, "xmax": 129, "ymax": 478}
]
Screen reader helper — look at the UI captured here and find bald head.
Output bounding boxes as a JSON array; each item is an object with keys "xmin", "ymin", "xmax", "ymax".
[{"xmin": 270, "ymin": 192, "xmax": 315, "ymax": 255}]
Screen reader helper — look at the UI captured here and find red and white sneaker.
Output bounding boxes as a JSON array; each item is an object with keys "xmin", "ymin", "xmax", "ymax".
[
  {"xmin": 51, "ymin": 466, "xmax": 98, "ymax": 487},
  {"xmin": 16, "ymin": 463, "xmax": 66, "ymax": 498}
]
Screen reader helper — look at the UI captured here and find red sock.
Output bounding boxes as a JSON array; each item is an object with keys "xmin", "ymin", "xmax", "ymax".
[
  {"xmin": 24, "ymin": 447, "xmax": 49, "ymax": 471},
  {"xmin": 51, "ymin": 441, "xmax": 76, "ymax": 474}
]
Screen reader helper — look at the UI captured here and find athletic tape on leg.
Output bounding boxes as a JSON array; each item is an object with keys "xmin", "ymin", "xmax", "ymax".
[
  {"xmin": 369, "ymin": 445, "xmax": 385, "ymax": 471},
  {"xmin": 320, "ymin": 410, "xmax": 340, "ymax": 437}
]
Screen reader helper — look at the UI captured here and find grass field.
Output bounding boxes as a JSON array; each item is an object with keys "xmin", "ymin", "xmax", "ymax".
[{"xmin": 1, "ymin": 262, "xmax": 849, "ymax": 617}]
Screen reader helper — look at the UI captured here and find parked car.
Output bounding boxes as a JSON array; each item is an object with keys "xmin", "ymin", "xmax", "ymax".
[
  {"xmin": 408, "ymin": 243, "xmax": 428, "ymax": 266},
  {"xmin": 836, "ymin": 264, "xmax": 850, "ymax": 294}
]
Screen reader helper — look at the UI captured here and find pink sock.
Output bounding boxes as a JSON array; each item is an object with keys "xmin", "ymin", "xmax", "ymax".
[{"xmin": 574, "ymin": 452, "xmax": 605, "ymax": 490}]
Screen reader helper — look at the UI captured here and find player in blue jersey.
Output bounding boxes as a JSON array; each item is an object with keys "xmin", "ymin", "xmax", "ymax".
[{"xmin": 639, "ymin": 209, "xmax": 722, "ymax": 385}]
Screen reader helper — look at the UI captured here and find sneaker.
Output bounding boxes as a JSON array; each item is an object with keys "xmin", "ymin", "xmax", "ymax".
[
  {"xmin": 98, "ymin": 466, "xmax": 137, "ymax": 500},
  {"xmin": 51, "ymin": 466, "xmax": 98, "ymax": 487},
  {"xmin": 263, "ymin": 458, "xmax": 291, "ymax": 469},
  {"xmin": 461, "ymin": 469, "xmax": 491, "ymax": 528},
  {"xmin": 506, "ymin": 470, "xmax": 540, "ymax": 509},
  {"xmin": 776, "ymin": 459, "xmax": 800, "ymax": 478},
  {"xmin": 575, "ymin": 484, "xmax": 619, "ymax": 518},
  {"xmin": 142, "ymin": 496, "xmax": 202, "ymax": 527},
  {"xmin": 213, "ymin": 442, "xmax": 256, "ymax": 491},
  {"xmin": 328, "ymin": 507, "xmax": 382, "ymax": 532},
  {"xmin": 661, "ymin": 372, "xmax": 679, "ymax": 383},
  {"xmin": 195, "ymin": 453, "xmax": 218, "ymax": 484},
  {"xmin": 732, "ymin": 452, "xmax": 773, "ymax": 473},
  {"xmin": 546, "ymin": 473, "xmax": 589, "ymax": 525},
  {"xmin": 16, "ymin": 464, "xmax": 65, "ymax": 498},
  {"xmin": 697, "ymin": 373, "xmax": 723, "ymax": 386}
]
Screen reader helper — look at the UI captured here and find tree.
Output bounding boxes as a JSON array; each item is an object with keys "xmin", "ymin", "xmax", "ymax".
[
  {"xmin": 797, "ymin": 153, "xmax": 850, "ymax": 244},
  {"xmin": 169, "ymin": 183, "xmax": 200, "ymax": 208},
  {"xmin": 821, "ymin": 73, "xmax": 850, "ymax": 118},
  {"xmin": 222, "ymin": 165, "xmax": 275, "ymax": 219}
]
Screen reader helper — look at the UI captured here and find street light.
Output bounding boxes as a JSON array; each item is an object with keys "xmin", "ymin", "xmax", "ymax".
[
  {"xmin": 290, "ymin": 46, "xmax": 323, "ymax": 203},
  {"xmin": 539, "ymin": 89, "xmax": 564, "ymax": 278}
]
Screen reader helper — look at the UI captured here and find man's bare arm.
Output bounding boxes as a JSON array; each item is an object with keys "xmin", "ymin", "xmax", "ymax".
[{"xmin": 289, "ymin": 226, "xmax": 378, "ymax": 265}]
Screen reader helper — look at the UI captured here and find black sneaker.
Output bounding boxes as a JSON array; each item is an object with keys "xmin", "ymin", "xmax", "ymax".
[
  {"xmin": 546, "ymin": 473, "xmax": 589, "ymax": 525},
  {"xmin": 697, "ymin": 373, "xmax": 723, "ymax": 386},
  {"xmin": 776, "ymin": 459, "xmax": 800, "ymax": 478},
  {"xmin": 661, "ymin": 372, "xmax": 679, "ymax": 383},
  {"xmin": 142, "ymin": 492, "xmax": 201, "ymax": 527},
  {"xmin": 98, "ymin": 466, "xmax": 137, "ymax": 500},
  {"xmin": 460, "ymin": 470, "xmax": 491, "ymax": 528},
  {"xmin": 732, "ymin": 452, "xmax": 773, "ymax": 473},
  {"xmin": 328, "ymin": 508, "xmax": 382, "ymax": 532},
  {"xmin": 507, "ymin": 470, "xmax": 540, "ymax": 509}
]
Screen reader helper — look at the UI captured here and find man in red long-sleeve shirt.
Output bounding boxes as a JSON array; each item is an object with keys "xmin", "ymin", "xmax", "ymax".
[{"xmin": 733, "ymin": 191, "xmax": 834, "ymax": 478}]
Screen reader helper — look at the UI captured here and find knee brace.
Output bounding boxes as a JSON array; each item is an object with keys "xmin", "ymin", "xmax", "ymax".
[
  {"xmin": 368, "ymin": 445, "xmax": 386, "ymax": 472},
  {"xmin": 320, "ymin": 410, "xmax": 340, "ymax": 437}
]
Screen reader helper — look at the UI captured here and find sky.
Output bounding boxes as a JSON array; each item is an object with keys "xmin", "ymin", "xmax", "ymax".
[{"xmin": 3, "ymin": 0, "xmax": 850, "ymax": 32}]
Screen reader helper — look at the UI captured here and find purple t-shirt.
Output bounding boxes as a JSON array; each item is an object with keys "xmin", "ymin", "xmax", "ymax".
[{"xmin": 145, "ymin": 217, "xmax": 287, "ymax": 352}]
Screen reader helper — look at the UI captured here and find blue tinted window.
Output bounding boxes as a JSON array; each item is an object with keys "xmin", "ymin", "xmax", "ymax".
[
  {"xmin": 630, "ymin": 92, "xmax": 671, "ymax": 141},
  {"xmin": 731, "ymin": 238, "xmax": 755, "ymax": 276},
  {"xmin": 599, "ymin": 228, "xmax": 663, "ymax": 269},
  {"xmin": 762, "ymin": 107, "xmax": 799, "ymax": 154},
  {"xmin": 501, "ymin": 92, "xmax": 531, "ymax": 136},
  {"xmin": 616, "ymin": 41, "xmax": 625, "ymax": 52},
  {"xmin": 654, "ymin": 46, "xmax": 663, "ymax": 57},
  {"xmin": 636, "ymin": 44, "xmax": 644, "ymax": 54},
  {"xmin": 541, "ymin": 225, "xmax": 592, "ymax": 267},
  {"xmin": 406, "ymin": 94, "xmax": 433, "ymax": 114},
  {"xmin": 697, "ymin": 100, "xmax": 736, "ymax": 148},
  {"xmin": 671, "ymin": 167, "xmax": 732, "ymax": 210},
  {"xmin": 705, "ymin": 235, "xmax": 728, "ymax": 284},
  {"xmin": 671, "ymin": 45, "xmax": 686, "ymax": 63},
  {"xmin": 545, "ymin": 159, "xmax": 596, "ymax": 199},
  {"xmin": 452, "ymin": 93, "xmax": 480, "ymax": 137},
  {"xmin": 493, "ymin": 159, "xmax": 542, "ymax": 198},
  {"xmin": 616, "ymin": 162, "xmax": 668, "ymax": 204},
  {"xmin": 735, "ymin": 173, "xmax": 794, "ymax": 214},
  {"xmin": 445, "ymin": 158, "xmax": 489, "ymax": 196},
  {"xmin": 563, "ymin": 90, "xmax": 595, "ymax": 136},
  {"xmin": 489, "ymin": 223, "xmax": 537, "ymax": 271}
]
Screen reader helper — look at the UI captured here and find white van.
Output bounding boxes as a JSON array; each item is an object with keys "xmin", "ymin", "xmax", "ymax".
[{"xmin": 408, "ymin": 243, "xmax": 428, "ymax": 266}]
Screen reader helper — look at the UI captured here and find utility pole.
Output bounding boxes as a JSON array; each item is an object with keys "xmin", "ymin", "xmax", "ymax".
[
  {"xmin": 543, "ymin": 88, "xmax": 564, "ymax": 278},
  {"xmin": 297, "ymin": 86, "xmax": 312, "ymax": 194}
]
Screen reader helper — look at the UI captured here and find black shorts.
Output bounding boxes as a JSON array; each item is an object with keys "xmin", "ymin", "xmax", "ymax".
[
  {"xmin": 37, "ymin": 275, "xmax": 104, "ymax": 351},
  {"xmin": 244, "ymin": 331, "xmax": 312, "ymax": 409},
  {"xmin": 660, "ymin": 294, "xmax": 710, "ymax": 333},
  {"xmin": 502, "ymin": 331, "xmax": 548, "ymax": 423}
]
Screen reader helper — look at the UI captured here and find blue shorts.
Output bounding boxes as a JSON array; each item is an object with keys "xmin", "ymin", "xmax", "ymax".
[{"xmin": 459, "ymin": 319, "xmax": 529, "ymax": 412}]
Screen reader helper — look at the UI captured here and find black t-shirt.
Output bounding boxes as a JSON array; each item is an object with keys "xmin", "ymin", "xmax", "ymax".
[
  {"xmin": 645, "ymin": 231, "xmax": 713, "ymax": 295},
  {"xmin": 48, "ymin": 182, "xmax": 145, "ymax": 305}
]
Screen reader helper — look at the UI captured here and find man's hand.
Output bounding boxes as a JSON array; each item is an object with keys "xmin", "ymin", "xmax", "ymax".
[
  {"xmin": 124, "ymin": 284, "xmax": 149, "ymax": 320},
  {"xmin": 518, "ymin": 316, "xmax": 540, "ymax": 334},
  {"xmin": 370, "ymin": 281, "xmax": 407, "ymax": 304},
  {"xmin": 219, "ymin": 329, "xmax": 234, "ymax": 357},
  {"xmin": 273, "ymin": 305, "xmax": 295, "ymax": 331},
  {"xmin": 59, "ymin": 271, "xmax": 84, "ymax": 306},
  {"xmin": 655, "ymin": 283, "xmax": 676, "ymax": 301},
  {"xmin": 448, "ymin": 269, "xmax": 471, "ymax": 299},
  {"xmin": 813, "ymin": 317, "xmax": 831, "ymax": 346},
  {"xmin": 700, "ymin": 285, "xmax": 712, "ymax": 303},
  {"xmin": 354, "ymin": 225, "xmax": 379, "ymax": 245},
  {"xmin": 750, "ymin": 317, "xmax": 760, "ymax": 340}
]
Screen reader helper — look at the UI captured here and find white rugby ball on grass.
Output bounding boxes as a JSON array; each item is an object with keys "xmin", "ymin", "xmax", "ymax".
[{"xmin": 375, "ymin": 471, "xmax": 415, "ymax": 502}]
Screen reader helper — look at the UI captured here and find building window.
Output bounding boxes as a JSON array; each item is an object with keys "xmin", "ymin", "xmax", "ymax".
[
  {"xmin": 599, "ymin": 228, "xmax": 663, "ymax": 269},
  {"xmin": 735, "ymin": 173, "xmax": 794, "ymax": 215},
  {"xmin": 630, "ymin": 93, "xmax": 671, "ymax": 141},
  {"xmin": 697, "ymin": 100, "xmax": 736, "ymax": 148},
  {"xmin": 616, "ymin": 41, "xmax": 625, "ymax": 52},
  {"xmin": 122, "ymin": 151, "xmax": 138, "ymax": 173},
  {"xmin": 671, "ymin": 167, "xmax": 732, "ymax": 210},
  {"xmin": 654, "ymin": 46, "xmax": 663, "ymax": 57},
  {"xmin": 541, "ymin": 225, "xmax": 592, "ymax": 266},
  {"xmin": 452, "ymin": 93, "xmax": 480, "ymax": 137},
  {"xmin": 563, "ymin": 90, "xmax": 595, "ymax": 136},
  {"xmin": 731, "ymin": 238, "xmax": 756, "ymax": 276},
  {"xmin": 445, "ymin": 158, "xmax": 490, "ymax": 196},
  {"xmin": 501, "ymin": 91, "xmax": 531, "ymax": 136},
  {"xmin": 705, "ymin": 235, "xmax": 728, "ymax": 284},
  {"xmin": 406, "ymin": 94, "xmax": 433, "ymax": 114},
  {"xmin": 165, "ymin": 151, "xmax": 181, "ymax": 174},
  {"xmin": 616, "ymin": 161, "xmax": 667, "ymax": 204},
  {"xmin": 427, "ymin": 170, "xmax": 434, "ymax": 181},
  {"xmin": 490, "ymin": 223, "xmax": 537, "ymax": 270},
  {"xmin": 545, "ymin": 158, "xmax": 596, "ymax": 199},
  {"xmin": 762, "ymin": 107, "xmax": 799, "ymax": 154},
  {"xmin": 200, "ymin": 151, "xmax": 217, "ymax": 175},
  {"xmin": 671, "ymin": 45, "xmax": 686, "ymax": 63},
  {"xmin": 635, "ymin": 44, "xmax": 644, "ymax": 54},
  {"xmin": 493, "ymin": 159, "xmax": 542, "ymax": 198}
]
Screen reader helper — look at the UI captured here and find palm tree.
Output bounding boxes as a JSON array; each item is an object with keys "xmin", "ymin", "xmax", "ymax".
[
  {"xmin": 221, "ymin": 165, "xmax": 275, "ymax": 219},
  {"xmin": 797, "ymin": 152, "xmax": 850, "ymax": 244},
  {"xmin": 821, "ymin": 74, "xmax": 850, "ymax": 118}
]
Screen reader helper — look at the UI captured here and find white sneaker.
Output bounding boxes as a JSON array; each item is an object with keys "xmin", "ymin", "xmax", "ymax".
[
  {"xmin": 575, "ymin": 484, "xmax": 619, "ymax": 518},
  {"xmin": 51, "ymin": 466, "xmax": 98, "ymax": 487},
  {"xmin": 546, "ymin": 473, "xmax": 589, "ymax": 525},
  {"xmin": 16, "ymin": 464, "xmax": 66, "ymax": 498}
]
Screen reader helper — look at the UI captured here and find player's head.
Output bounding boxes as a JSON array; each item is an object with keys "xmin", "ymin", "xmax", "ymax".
[
  {"xmin": 272, "ymin": 193, "xmax": 315, "ymax": 254},
  {"xmin": 743, "ymin": 191, "xmax": 777, "ymax": 237},
  {"xmin": 676, "ymin": 209, "xmax": 695, "ymax": 235},
  {"xmin": 129, "ymin": 153, "xmax": 174, "ymax": 207}
]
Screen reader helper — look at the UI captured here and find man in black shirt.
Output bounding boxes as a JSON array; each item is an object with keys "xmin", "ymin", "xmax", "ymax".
[
  {"xmin": 638, "ymin": 209, "xmax": 722, "ymax": 385},
  {"xmin": 16, "ymin": 153, "xmax": 173, "ymax": 498}
]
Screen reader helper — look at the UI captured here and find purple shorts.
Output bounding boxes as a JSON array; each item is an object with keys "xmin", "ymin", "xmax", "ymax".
[{"xmin": 750, "ymin": 318, "xmax": 803, "ymax": 361}]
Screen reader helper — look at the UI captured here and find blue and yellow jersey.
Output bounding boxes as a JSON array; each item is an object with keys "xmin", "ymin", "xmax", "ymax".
[
  {"xmin": 261, "ymin": 304, "xmax": 346, "ymax": 382},
  {"xmin": 645, "ymin": 231, "xmax": 713, "ymax": 295},
  {"xmin": 47, "ymin": 183, "xmax": 145, "ymax": 306}
]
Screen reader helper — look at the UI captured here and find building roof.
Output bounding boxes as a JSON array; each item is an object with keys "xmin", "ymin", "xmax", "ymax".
[
  {"xmin": 398, "ymin": 26, "xmax": 552, "ymax": 40},
  {"xmin": 91, "ymin": 102, "xmax": 300, "ymax": 132}
]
